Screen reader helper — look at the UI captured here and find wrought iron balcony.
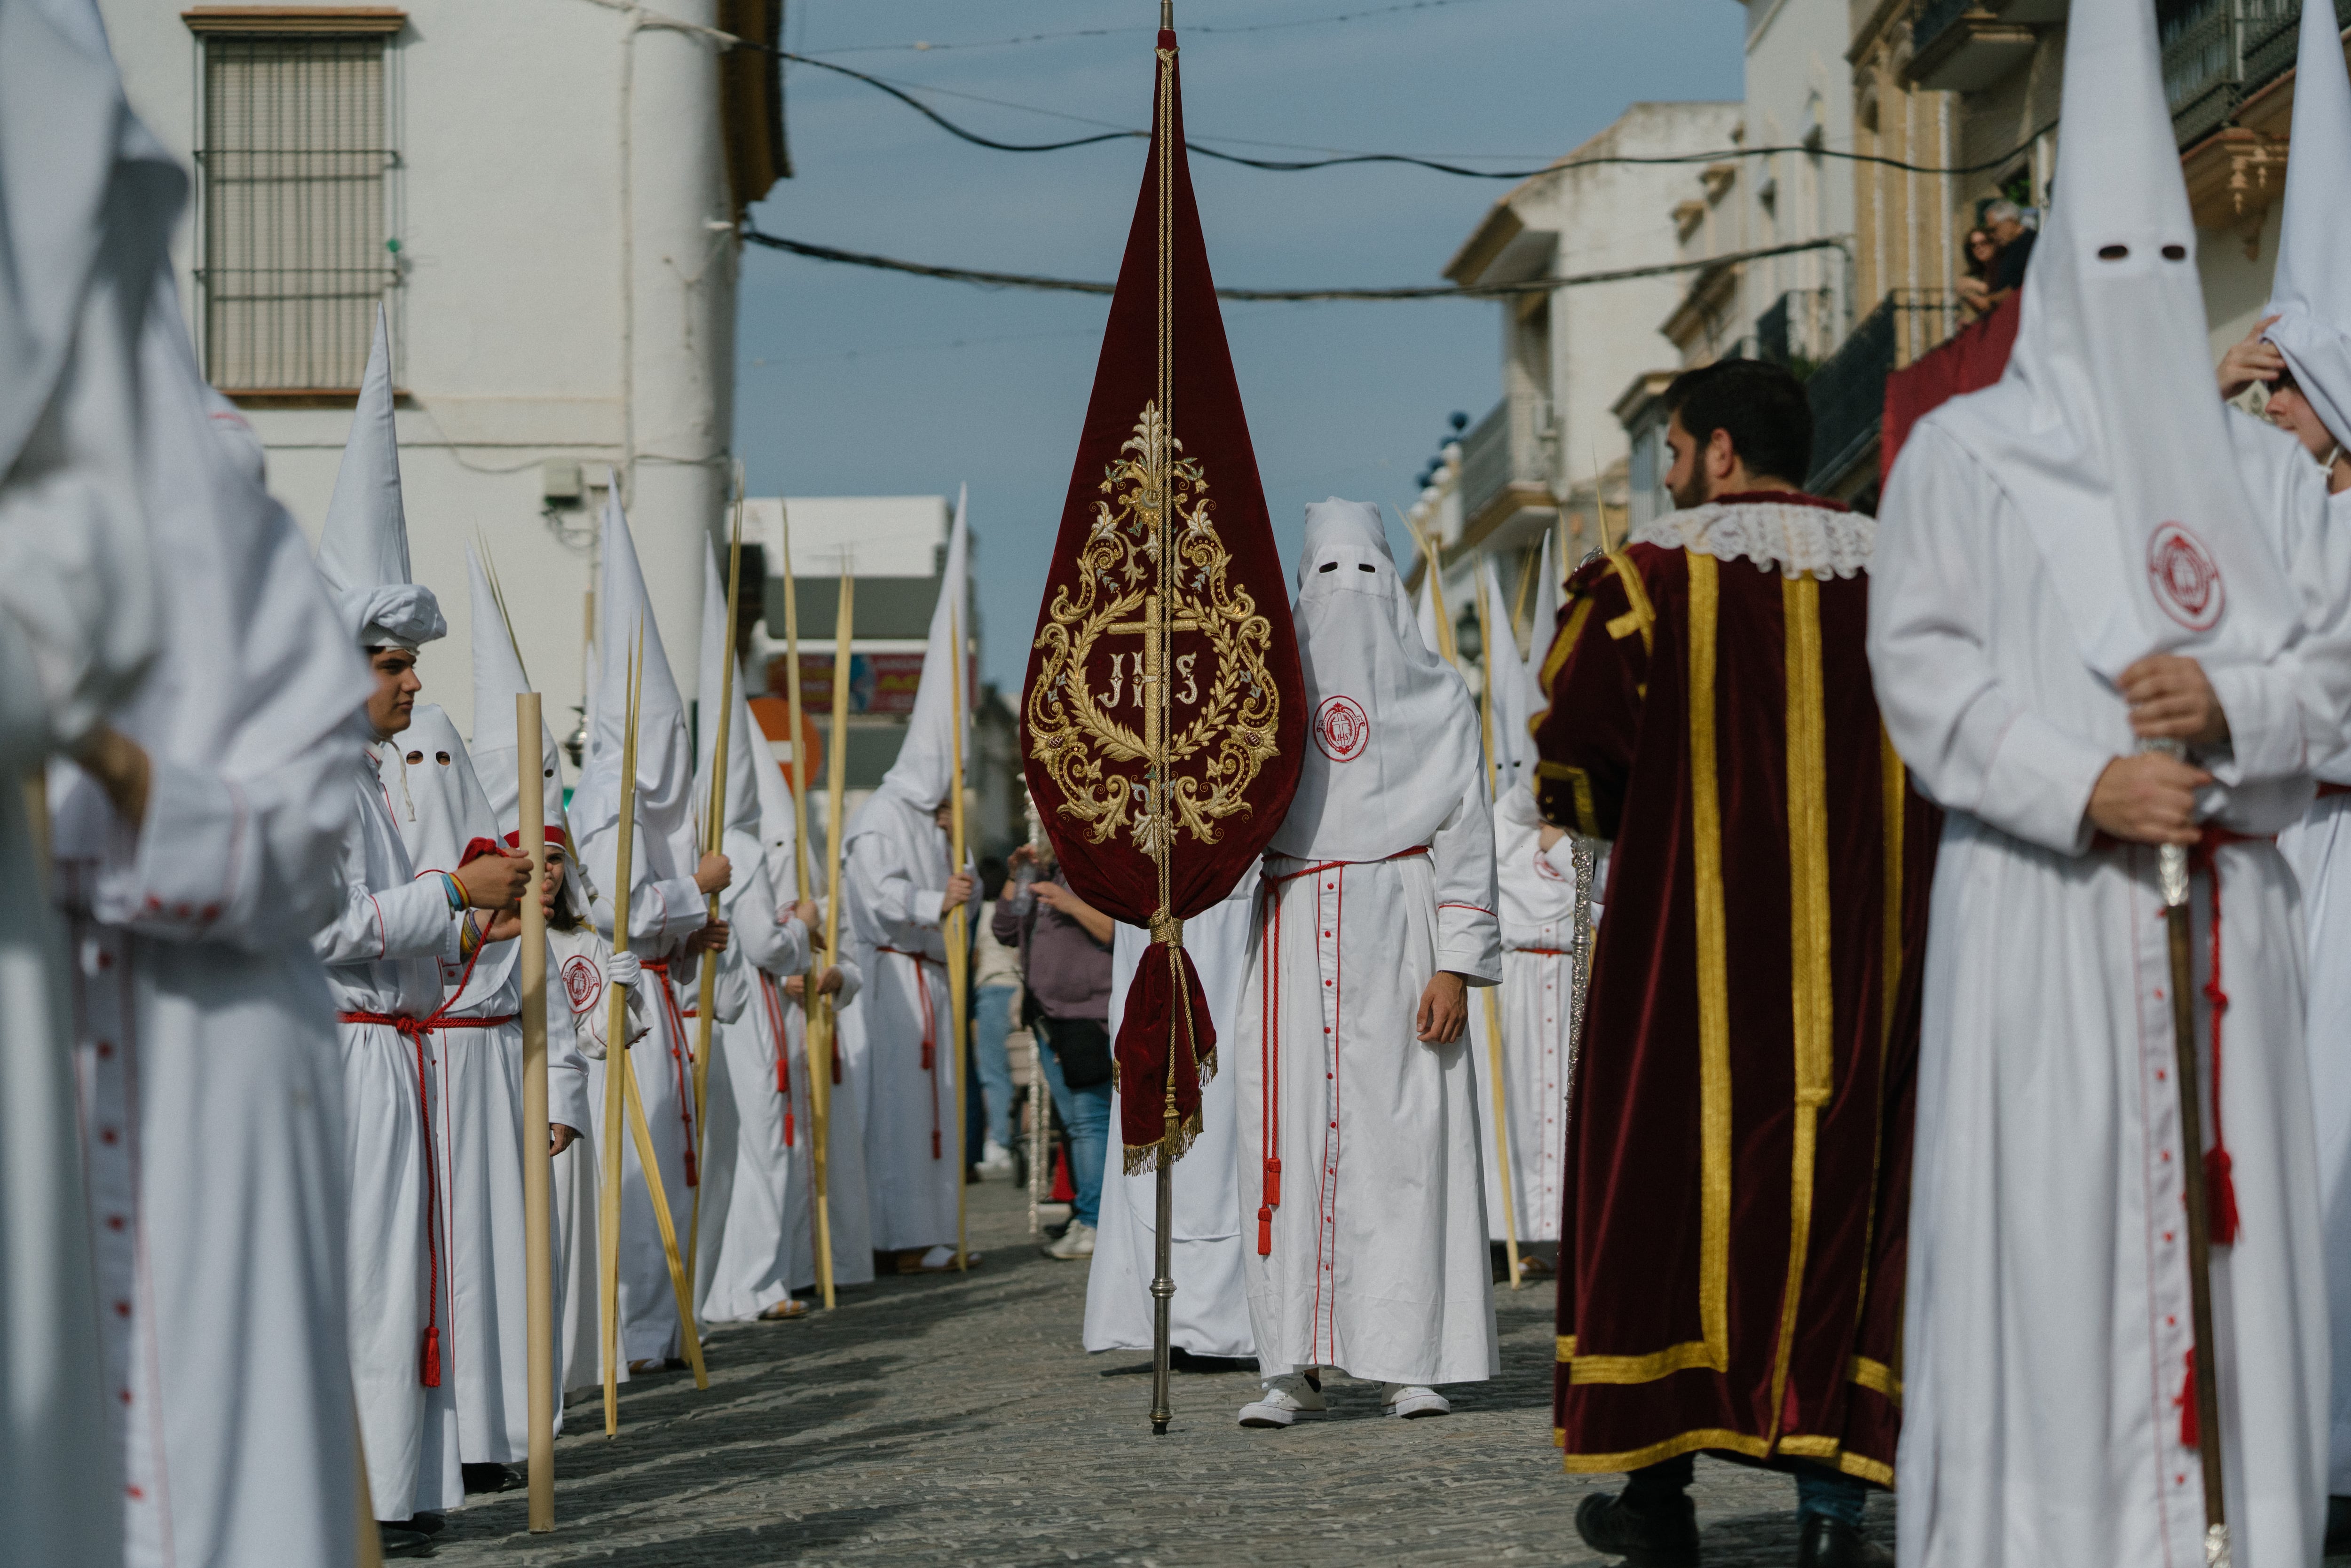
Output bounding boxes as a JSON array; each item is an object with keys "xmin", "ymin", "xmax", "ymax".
[
  {"xmin": 2161, "ymin": 0, "xmax": 2299, "ymax": 146},
  {"xmin": 1804, "ymin": 292, "xmax": 1965, "ymax": 498},
  {"xmin": 1455, "ymin": 394, "xmax": 1556, "ymax": 545}
]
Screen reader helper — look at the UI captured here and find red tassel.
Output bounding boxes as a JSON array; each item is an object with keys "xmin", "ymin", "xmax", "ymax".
[
  {"xmin": 921, "ymin": 1040, "xmax": 934, "ymax": 1071},
  {"xmin": 784, "ymin": 1108, "xmax": 796, "ymax": 1148},
  {"xmin": 2177, "ymin": 1350, "xmax": 2199, "ymax": 1448},
  {"xmin": 683, "ymin": 1147, "xmax": 699, "ymax": 1188},
  {"xmin": 421, "ymin": 1326, "xmax": 442, "ymax": 1389},
  {"xmin": 1257, "ymin": 1205, "xmax": 1273, "ymax": 1256},
  {"xmin": 2206, "ymin": 1147, "xmax": 2240, "ymax": 1245},
  {"xmin": 831, "ymin": 1052, "xmax": 843, "ymax": 1085},
  {"xmin": 931, "ymin": 1131, "xmax": 941, "ymax": 1160},
  {"xmin": 1263, "ymin": 1156, "xmax": 1282, "ymax": 1208}
]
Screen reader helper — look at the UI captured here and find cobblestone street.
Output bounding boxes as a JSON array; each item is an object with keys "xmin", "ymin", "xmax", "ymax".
[{"xmin": 431, "ymin": 1178, "xmax": 1893, "ymax": 1566}]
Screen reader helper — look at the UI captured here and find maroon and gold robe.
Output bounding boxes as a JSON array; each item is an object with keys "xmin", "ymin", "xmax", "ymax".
[{"xmin": 1531, "ymin": 493, "xmax": 1937, "ymax": 1486}]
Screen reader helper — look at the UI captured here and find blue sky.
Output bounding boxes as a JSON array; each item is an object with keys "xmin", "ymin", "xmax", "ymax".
[{"xmin": 735, "ymin": 0, "xmax": 1746, "ymax": 692}]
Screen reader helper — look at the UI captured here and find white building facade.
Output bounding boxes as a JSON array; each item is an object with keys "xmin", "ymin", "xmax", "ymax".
[
  {"xmin": 96, "ymin": 0, "xmax": 787, "ymax": 743},
  {"xmin": 1412, "ymin": 99, "xmax": 1738, "ymax": 658}
]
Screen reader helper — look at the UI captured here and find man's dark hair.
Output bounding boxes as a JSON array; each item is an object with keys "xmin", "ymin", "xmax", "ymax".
[{"xmin": 1663, "ymin": 358, "xmax": 1814, "ymax": 489}]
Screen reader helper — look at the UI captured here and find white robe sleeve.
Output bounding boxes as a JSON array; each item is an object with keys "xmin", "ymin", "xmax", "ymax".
[
  {"xmin": 1868, "ymin": 424, "xmax": 2115, "ymax": 855},
  {"xmin": 850, "ymin": 834, "xmax": 928, "ymax": 931},
  {"xmin": 1430, "ymin": 781, "xmax": 1502, "ymax": 985},
  {"xmin": 2201, "ymin": 417, "xmax": 2351, "ymax": 784},
  {"xmin": 310, "ymin": 805, "xmax": 461, "ymax": 969},
  {"xmin": 831, "ymin": 954, "xmax": 864, "ymax": 1008},
  {"xmin": 577, "ymin": 819, "xmax": 704, "ymax": 950},
  {"xmin": 545, "ymin": 969, "xmax": 590, "ymax": 1133}
]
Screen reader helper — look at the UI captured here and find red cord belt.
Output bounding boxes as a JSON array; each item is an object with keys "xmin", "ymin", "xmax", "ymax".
[
  {"xmin": 1254, "ymin": 845, "xmax": 1430, "ymax": 1256},
  {"xmin": 638, "ymin": 959, "xmax": 698, "ymax": 1187},
  {"xmin": 877, "ymin": 946, "xmax": 945, "ymax": 1159},
  {"xmin": 334, "ymin": 937, "xmax": 509, "ymax": 1389}
]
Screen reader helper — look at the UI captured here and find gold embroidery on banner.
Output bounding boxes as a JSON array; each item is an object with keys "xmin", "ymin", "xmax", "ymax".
[
  {"xmin": 1848, "ymin": 1355, "xmax": 1903, "ymax": 1405},
  {"xmin": 1555, "ymin": 1334, "xmax": 1576, "ymax": 1362},
  {"xmin": 1768, "ymin": 572, "xmax": 1833, "ymax": 1440},
  {"xmin": 1026, "ymin": 403, "xmax": 1281, "ymax": 860},
  {"xmin": 1688, "ymin": 552, "xmax": 1731, "ymax": 1377}
]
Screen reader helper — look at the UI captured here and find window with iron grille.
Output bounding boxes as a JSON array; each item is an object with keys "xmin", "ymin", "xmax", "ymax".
[{"xmin": 194, "ymin": 29, "xmax": 397, "ymax": 394}]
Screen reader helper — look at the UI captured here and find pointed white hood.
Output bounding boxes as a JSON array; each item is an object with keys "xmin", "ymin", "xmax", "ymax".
[
  {"xmin": 2262, "ymin": 0, "xmax": 2351, "ymax": 449},
  {"xmin": 317, "ymin": 306, "xmax": 442, "ymax": 650},
  {"xmin": 388, "ymin": 704, "xmax": 518, "ymax": 1002},
  {"xmin": 1269, "ymin": 498, "xmax": 1483, "ymax": 861},
  {"xmin": 1480, "ymin": 554, "xmax": 1542, "ymax": 791},
  {"xmin": 568, "ymin": 482, "xmax": 698, "ymax": 878},
  {"xmin": 695, "ymin": 540, "xmax": 765, "ymax": 848},
  {"xmin": 1930, "ymin": 0, "xmax": 2299, "ymax": 681},
  {"xmin": 865, "ymin": 484, "xmax": 970, "ymax": 816},
  {"xmin": 1413, "ymin": 561, "xmax": 1442, "ymax": 655},
  {"xmin": 1525, "ymin": 531, "xmax": 1562, "ymax": 676},
  {"xmin": 467, "ymin": 544, "xmax": 568, "ymax": 843},
  {"xmin": 749, "ymin": 702, "xmax": 802, "ymax": 903}
]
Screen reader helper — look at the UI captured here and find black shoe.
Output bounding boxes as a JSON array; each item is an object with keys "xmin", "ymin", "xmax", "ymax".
[
  {"xmin": 1574, "ymin": 1490, "xmax": 1700, "ymax": 1567},
  {"xmin": 379, "ymin": 1524, "xmax": 436, "ymax": 1559},
  {"xmin": 2327, "ymin": 1495, "xmax": 2351, "ymax": 1557},
  {"xmin": 461, "ymin": 1462, "xmax": 521, "ymax": 1494},
  {"xmin": 1796, "ymin": 1514, "xmax": 1893, "ymax": 1568},
  {"xmin": 1168, "ymin": 1347, "xmax": 1256, "ymax": 1374},
  {"xmin": 392, "ymin": 1514, "xmax": 446, "ymax": 1536}
]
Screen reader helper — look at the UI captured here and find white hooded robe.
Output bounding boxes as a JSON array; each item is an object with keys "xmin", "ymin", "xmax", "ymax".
[{"xmin": 1237, "ymin": 498, "xmax": 1503, "ymax": 1388}]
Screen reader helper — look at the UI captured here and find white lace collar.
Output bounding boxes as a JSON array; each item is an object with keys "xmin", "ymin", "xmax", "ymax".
[{"xmin": 1628, "ymin": 499, "xmax": 1874, "ymax": 580}]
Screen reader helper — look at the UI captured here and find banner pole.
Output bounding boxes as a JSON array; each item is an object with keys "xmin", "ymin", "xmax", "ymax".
[{"xmin": 516, "ymin": 693, "xmax": 557, "ymax": 1526}]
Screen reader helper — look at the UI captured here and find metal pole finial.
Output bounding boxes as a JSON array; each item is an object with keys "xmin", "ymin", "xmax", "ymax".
[{"xmin": 1162, "ymin": 0, "xmax": 1173, "ymax": 27}]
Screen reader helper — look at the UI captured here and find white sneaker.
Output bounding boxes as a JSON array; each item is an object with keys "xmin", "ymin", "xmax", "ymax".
[
  {"xmin": 1238, "ymin": 1373, "xmax": 1327, "ymax": 1427},
  {"xmin": 1043, "ymin": 1221, "xmax": 1096, "ymax": 1261},
  {"xmin": 977, "ymin": 1139, "xmax": 1015, "ymax": 1177},
  {"xmin": 1381, "ymin": 1383, "xmax": 1451, "ymax": 1418}
]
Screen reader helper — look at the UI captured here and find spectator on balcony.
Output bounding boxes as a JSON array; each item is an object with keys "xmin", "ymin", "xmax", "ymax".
[
  {"xmin": 1979, "ymin": 200, "xmax": 2035, "ymax": 308},
  {"xmin": 1956, "ymin": 226, "xmax": 1998, "ymax": 317}
]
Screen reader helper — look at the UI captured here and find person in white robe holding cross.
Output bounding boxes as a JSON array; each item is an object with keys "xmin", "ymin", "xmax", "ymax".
[{"xmin": 1868, "ymin": 1, "xmax": 2351, "ymax": 1560}]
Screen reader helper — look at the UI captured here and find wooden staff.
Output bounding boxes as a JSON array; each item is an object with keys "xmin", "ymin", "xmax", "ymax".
[
  {"xmin": 2150, "ymin": 736, "xmax": 2229, "ymax": 1564},
  {"xmin": 600, "ymin": 631, "xmax": 711, "ymax": 1407},
  {"xmin": 946, "ymin": 608, "xmax": 973, "ymax": 1270},
  {"xmin": 687, "ymin": 482, "xmax": 747, "ymax": 1288},
  {"xmin": 599, "ymin": 633, "xmax": 640, "ymax": 1436},
  {"xmin": 778, "ymin": 501, "xmax": 838, "ymax": 1311},
  {"xmin": 1469, "ymin": 569, "xmax": 1524, "ymax": 1291},
  {"xmin": 515, "ymin": 693, "xmax": 557, "ymax": 1528},
  {"xmin": 807, "ymin": 574, "xmax": 857, "ymax": 1306}
]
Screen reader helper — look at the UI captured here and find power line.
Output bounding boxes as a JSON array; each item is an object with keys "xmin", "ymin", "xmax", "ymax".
[
  {"xmin": 806, "ymin": 0, "xmax": 1517, "ymax": 54},
  {"xmin": 777, "ymin": 48, "xmax": 2059, "ymax": 181},
  {"xmin": 742, "ymin": 228, "xmax": 1850, "ymax": 302}
]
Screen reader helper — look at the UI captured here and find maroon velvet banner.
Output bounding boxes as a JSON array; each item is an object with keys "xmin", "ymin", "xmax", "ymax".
[{"xmin": 1021, "ymin": 30, "xmax": 1303, "ymax": 1158}]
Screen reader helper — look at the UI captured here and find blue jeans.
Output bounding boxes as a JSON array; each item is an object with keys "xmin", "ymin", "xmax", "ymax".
[
  {"xmin": 971, "ymin": 984, "xmax": 1018, "ymax": 1152},
  {"xmin": 1035, "ymin": 1025, "xmax": 1113, "ymax": 1229},
  {"xmin": 1626, "ymin": 1454, "xmax": 1869, "ymax": 1528}
]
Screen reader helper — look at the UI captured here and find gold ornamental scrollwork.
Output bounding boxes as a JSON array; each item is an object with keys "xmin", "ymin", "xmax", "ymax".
[{"xmin": 1028, "ymin": 402, "xmax": 1281, "ymax": 857}]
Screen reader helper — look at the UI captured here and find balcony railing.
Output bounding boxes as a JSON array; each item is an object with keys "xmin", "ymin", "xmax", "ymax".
[
  {"xmin": 1456, "ymin": 394, "xmax": 1553, "ymax": 536},
  {"xmin": 2161, "ymin": 0, "xmax": 2299, "ymax": 145},
  {"xmin": 1911, "ymin": 0, "xmax": 1978, "ymax": 56},
  {"xmin": 1805, "ymin": 292, "xmax": 1965, "ymax": 496},
  {"xmin": 2243, "ymin": 0, "xmax": 2351, "ymax": 87}
]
